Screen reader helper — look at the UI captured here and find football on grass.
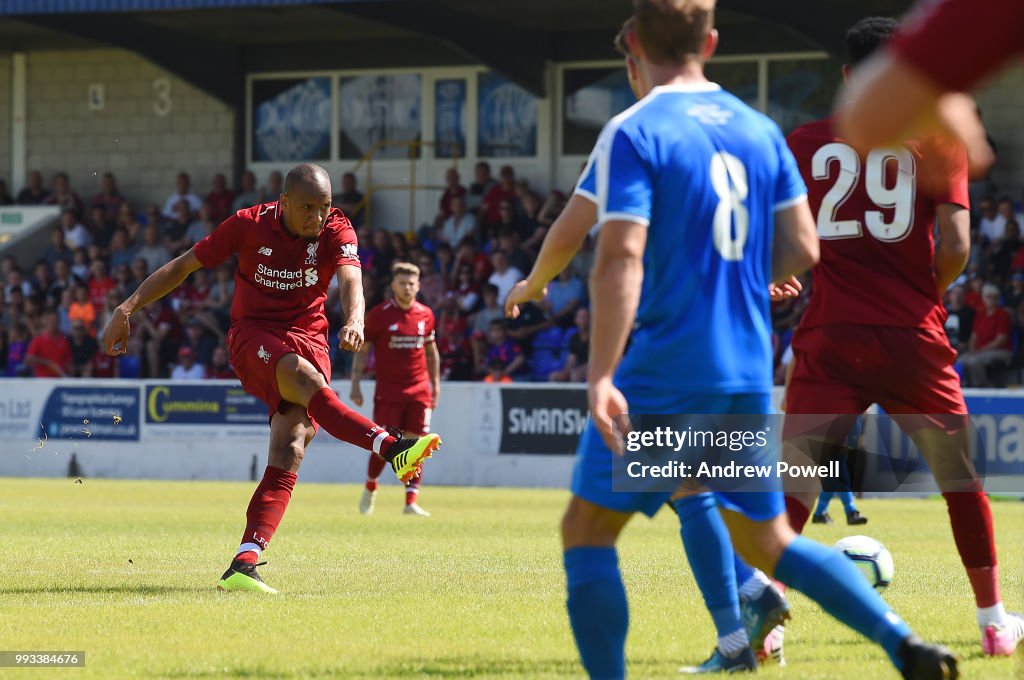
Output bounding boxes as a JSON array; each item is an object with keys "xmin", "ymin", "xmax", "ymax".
[{"xmin": 834, "ymin": 535, "xmax": 894, "ymax": 593}]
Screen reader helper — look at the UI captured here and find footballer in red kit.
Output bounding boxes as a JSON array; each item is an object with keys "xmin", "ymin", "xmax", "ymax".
[
  {"xmin": 351, "ymin": 262, "xmax": 440, "ymax": 516},
  {"xmin": 782, "ymin": 18, "xmax": 1024, "ymax": 657},
  {"xmin": 101, "ymin": 164, "xmax": 441, "ymax": 594}
]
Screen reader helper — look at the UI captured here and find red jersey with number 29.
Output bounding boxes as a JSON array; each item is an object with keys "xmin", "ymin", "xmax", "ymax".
[
  {"xmin": 193, "ymin": 202, "xmax": 360, "ymax": 340},
  {"xmin": 365, "ymin": 300, "xmax": 435, "ymax": 402},
  {"xmin": 786, "ymin": 118, "xmax": 969, "ymax": 332}
]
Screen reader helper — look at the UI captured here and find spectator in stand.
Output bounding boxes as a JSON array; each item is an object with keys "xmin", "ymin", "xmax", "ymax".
[
  {"xmin": 68, "ymin": 319, "xmax": 99, "ymax": 377},
  {"xmin": 204, "ymin": 173, "xmax": 236, "ymax": 223},
  {"xmin": 482, "ymin": 358, "xmax": 513, "ymax": 384},
  {"xmin": 70, "ymin": 249, "xmax": 88, "ymax": 284},
  {"xmin": 479, "ymin": 165, "xmax": 519, "ymax": 235},
  {"xmin": 435, "ymin": 242, "xmax": 455, "ymax": 286},
  {"xmin": 978, "ymin": 196, "xmax": 1006, "ymax": 244},
  {"xmin": 22, "ymin": 296, "xmax": 42, "ymax": 335},
  {"xmin": 442, "ymin": 194, "xmax": 475, "ymax": 247},
  {"xmin": 451, "ymin": 264, "xmax": 479, "ymax": 316},
  {"xmin": 163, "ymin": 172, "xmax": 202, "ymax": 218},
  {"xmin": 388, "ymin": 232, "xmax": 409, "ymax": 263},
  {"xmin": 1004, "ymin": 271, "xmax": 1024, "ymax": 314},
  {"xmin": 165, "ymin": 199, "xmax": 193, "ymax": 254},
  {"xmin": 137, "ymin": 297, "xmax": 183, "ymax": 378},
  {"xmin": 989, "ymin": 220, "xmax": 1020, "ymax": 281},
  {"xmin": 537, "ymin": 189, "xmax": 567, "ymax": 228},
  {"xmin": 466, "ymin": 161, "xmax": 495, "ymax": 215},
  {"xmin": 543, "ymin": 265, "xmax": 585, "ymax": 327},
  {"xmin": 483, "ymin": 319, "xmax": 524, "ymax": 379},
  {"xmin": 495, "ymin": 226, "xmax": 532, "ymax": 275},
  {"xmin": 91, "ymin": 172, "xmax": 124, "ymax": 224},
  {"xmin": 44, "ymin": 173, "xmax": 83, "ymax": 217},
  {"xmin": 170, "ymin": 345, "xmax": 205, "ymax": 380},
  {"xmin": 4, "ymin": 266, "xmax": 34, "ymax": 301},
  {"xmin": 944, "ymin": 285, "xmax": 975, "ymax": 355},
  {"xmin": 416, "ymin": 252, "xmax": 445, "ymax": 310},
  {"xmin": 186, "ymin": 202, "xmax": 217, "ymax": 247},
  {"xmin": 261, "ymin": 170, "xmax": 283, "ymax": 203},
  {"xmin": 2, "ymin": 288, "xmax": 26, "ymax": 331},
  {"xmin": 86, "ymin": 204, "xmax": 115, "ymax": 251},
  {"xmin": 49, "ymin": 258, "xmax": 75, "ymax": 303},
  {"xmin": 136, "ymin": 223, "xmax": 172, "ymax": 274},
  {"xmin": 17, "ymin": 170, "xmax": 48, "ymax": 205},
  {"xmin": 68, "ymin": 284, "xmax": 97, "ymax": 336},
  {"xmin": 487, "ymin": 250, "xmax": 523, "ymax": 305},
  {"xmin": 333, "ymin": 172, "xmax": 364, "ymax": 226},
  {"xmin": 87, "ymin": 259, "xmax": 116, "ymax": 309},
  {"xmin": 437, "ymin": 318, "xmax": 474, "ymax": 380},
  {"xmin": 25, "ymin": 311, "xmax": 71, "ymax": 377},
  {"xmin": 205, "ymin": 345, "xmax": 236, "ymax": 379},
  {"xmin": 964, "ymin": 273, "xmax": 986, "ymax": 313},
  {"xmin": 115, "ymin": 202, "xmax": 143, "ymax": 246},
  {"xmin": 44, "ymin": 227, "xmax": 72, "ymax": 268},
  {"xmin": 436, "ymin": 167, "xmax": 466, "ymax": 225},
  {"xmin": 129, "ymin": 258, "xmax": 149, "ymax": 295},
  {"xmin": 0, "ymin": 180, "xmax": 13, "ymax": 206},
  {"xmin": 180, "ymin": 317, "xmax": 217, "ymax": 367},
  {"xmin": 207, "ymin": 263, "xmax": 235, "ymax": 330},
  {"xmin": 96, "ymin": 288, "xmax": 123, "ymax": 339},
  {"xmin": 143, "ymin": 203, "xmax": 165, "ymax": 232},
  {"xmin": 472, "ymin": 283, "xmax": 504, "ymax": 336},
  {"xmin": 550, "ymin": 306, "xmax": 590, "ymax": 383},
  {"xmin": 108, "ymin": 229, "xmax": 138, "ymax": 271},
  {"xmin": 960, "ymin": 284, "xmax": 1013, "ymax": 386},
  {"xmin": 233, "ymin": 170, "xmax": 261, "ymax": 213},
  {"xmin": 997, "ymin": 196, "xmax": 1016, "ymax": 236},
  {"xmin": 4, "ymin": 322, "xmax": 30, "ymax": 376},
  {"xmin": 88, "ymin": 337, "xmax": 118, "ymax": 378},
  {"xmin": 60, "ymin": 209, "xmax": 92, "ymax": 250},
  {"xmin": 506, "ymin": 299, "xmax": 551, "ymax": 357},
  {"xmin": 31, "ymin": 261, "xmax": 54, "ymax": 307},
  {"xmin": 453, "ymin": 236, "xmax": 492, "ymax": 285}
]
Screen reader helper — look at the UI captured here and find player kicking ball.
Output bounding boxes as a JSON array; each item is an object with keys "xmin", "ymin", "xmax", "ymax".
[
  {"xmin": 351, "ymin": 261, "xmax": 440, "ymax": 517},
  {"xmin": 101, "ymin": 163, "xmax": 440, "ymax": 594}
]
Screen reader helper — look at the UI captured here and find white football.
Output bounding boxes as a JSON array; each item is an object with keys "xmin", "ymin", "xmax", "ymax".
[{"xmin": 834, "ymin": 535, "xmax": 894, "ymax": 593}]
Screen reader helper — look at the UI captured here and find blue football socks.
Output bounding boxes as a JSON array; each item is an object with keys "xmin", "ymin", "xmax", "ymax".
[{"xmin": 564, "ymin": 546, "xmax": 628, "ymax": 679}]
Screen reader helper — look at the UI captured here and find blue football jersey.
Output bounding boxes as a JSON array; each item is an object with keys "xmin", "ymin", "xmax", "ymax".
[{"xmin": 576, "ymin": 83, "xmax": 806, "ymax": 396}]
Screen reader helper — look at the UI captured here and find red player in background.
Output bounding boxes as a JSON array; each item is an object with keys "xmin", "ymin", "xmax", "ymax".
[
  {"xmin": 351, "ymin": 261, "xmax": 440, "ymax": 517},
  {"xmin": 783, "ymin": 17, "xmax": 1024, "ymax": 657},
  {"xmin": 102, "ymin": 163, "xmax": 440, "ymax": 594}
]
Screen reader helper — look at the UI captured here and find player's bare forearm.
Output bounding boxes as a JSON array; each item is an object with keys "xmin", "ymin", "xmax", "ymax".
[
  {"xmin": 350, "ymin": 346, "xmax": 367, "ymax": 386},
  {"xmin": 120, "ymin": 249, "xmax": 202, "ymax": 317},
  {"xmin": 336, "ymin": 265, "xmax": 364, "ymax": 328},
  {"xmin": 934, "ymin": 203, "xmax": 970, "ymax": 294},
  {"xmin": 526, "ymin": 195, "xmax": 597, "ymax": 288},
  {"xmin": 772, "ymin": 202, "xmax": 819, "ymax": 283},
  {"xmin": 587, "ymin": 221, "xmax": 646, "ymax": 384},
  {"xmin": 425, "ymin": 342, "xmax": 441, "ymax": 394}
]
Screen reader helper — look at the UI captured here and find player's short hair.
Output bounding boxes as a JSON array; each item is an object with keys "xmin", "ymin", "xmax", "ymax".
[
  {"xmin": 633, "ymin": 0, "xmax": 714, "ymax": 66},
  {"xmin": 845, "ymin": 17, "xmax": 899, "ymax": 67},
  {"xmin": 391, "ymin": 261, "xmax": 420, "ymax": 279},
  {"xmin": 284, "ymin": 163, "xmax": 331, "ymax": 196},
  {"xmin": 614, "ymin": 16, "xmax": 637, "ymax": 56}
]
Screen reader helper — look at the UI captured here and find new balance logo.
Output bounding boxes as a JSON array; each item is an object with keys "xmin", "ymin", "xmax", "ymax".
[
  {"xmin": 687, "ymin": 104, "xmax": 733, "ymax": 126},
  {"xmin": 257, "ymin": 345, "xmax": 271, "ymax": 364},
  {"xmin": 257, "ymin": 247, "xmax": 273, "ymax": 256},
  {"xmin": 388, "ymin": 323, "xmax": 399, "ymax": 331}
]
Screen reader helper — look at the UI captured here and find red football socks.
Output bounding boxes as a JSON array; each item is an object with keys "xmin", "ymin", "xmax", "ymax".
[
  {"xmin": 785, "ymin": 494, "xmax": 811, "ymax": 534},
  {"xmin": 366, "ymin": 453, "xmax": 388, "ymax": 491},
  {"xmin": 943, "ymin": 489, "xmax": 1000, "ymax": 607},
  {"xmin": 405, "ymin": 468, "xmax": 422, "ymax": 504},
  {"xmin": 235, "ymin": 465, "xmax": 297, "ymax": 564},
  {"xmin": 307, "ymin": 387, "xmax": 397, "ymax": 454}
]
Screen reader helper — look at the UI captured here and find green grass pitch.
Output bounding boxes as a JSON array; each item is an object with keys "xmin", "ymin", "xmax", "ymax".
[{"xmin": 0, "ymin": 478, "xmax": 1021, "ymax": 678}]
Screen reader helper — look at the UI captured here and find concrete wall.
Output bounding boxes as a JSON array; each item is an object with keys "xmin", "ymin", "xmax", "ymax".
[
  {"xmin": 974, "ymin": 61, "xmax": 1024, "ymax": 198},
  {"xmin": 23, "ymin": 49, "xmax": 234, "ymax": 210}
]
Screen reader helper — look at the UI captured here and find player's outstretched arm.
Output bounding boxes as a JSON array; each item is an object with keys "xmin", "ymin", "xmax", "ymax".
[
  {"xmin": 934, "ymin": 203, "xmax": 970, "ymax": 295},
  {"xmin": 101, "ymin": 248, "xmax": 202, "ymax": 355},
  {"xmin": 505, "ymin": 195, "xmax": 597, "ymax": 318},
  {"xmin": 772, "ymin": 201, "xmax": 819, "ymax": 283},
  {"xmin": 336, "ymin": 265, "xmax": 365, "ymax": 352},
  {"xmin": 587, "ymin": 220, "xmax": 646, "ymax": 455}
]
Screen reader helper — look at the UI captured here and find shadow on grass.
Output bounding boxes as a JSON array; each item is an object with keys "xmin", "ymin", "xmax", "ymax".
[
  {"xmin": 0, "ymin": 584, "xmax": 198, "ymax": 595},
  {"xmin": 162, "ymin": 657, "xmax": 579, "ymax": 678}
]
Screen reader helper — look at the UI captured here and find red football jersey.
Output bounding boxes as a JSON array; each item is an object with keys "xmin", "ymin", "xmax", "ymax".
[
  {"xmin": 889, "ymin": 0, "xmax": 1024, "ymax": 93},
  {"xmin": 364, "ymin": 299, "xmax": 435, "ymax": 401},
  {"xmin": 193, "ymin": 203, "xmax": 359, "ymax": 340},
  {"xmin": 787, "ymin": 118, "xmax": 969, "ymax": 331}
]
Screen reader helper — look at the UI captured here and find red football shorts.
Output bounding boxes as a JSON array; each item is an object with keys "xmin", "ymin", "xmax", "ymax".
[
  {"xmin": 784, "ymin": 324, "xmax": 967, "ymax": 439},
  {"xmin": 373, "ymin": 397, "xmax": 432, "ymax": 436},
  {"xmin": 228, "ymin": 325, "xmax": 332, "ymax": 426}
]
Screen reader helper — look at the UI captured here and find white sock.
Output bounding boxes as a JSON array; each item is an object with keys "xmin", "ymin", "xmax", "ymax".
[
  {"xmin": 738, "ymin": 569, "xmax": 772, "ymax": 600},
  {"xmin": 718, "ymin": 628, "xmax": 750, "ymax": 658},
  {"xmin": 977, "ymin": 602, "xmax": 1008, "ymax": 630},
  {"xmin": 235, "ymin": 542, "xmax": 262, "ymax": 560}
]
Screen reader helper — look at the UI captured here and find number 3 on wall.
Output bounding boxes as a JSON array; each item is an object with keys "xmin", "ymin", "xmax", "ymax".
[
  {"xmin": 812, "ymin": 142, "xmax": 917, "ymax": 242},
  {"xmin": 153, "ymin": 77, "xmax": 172, "ymax": 117}
]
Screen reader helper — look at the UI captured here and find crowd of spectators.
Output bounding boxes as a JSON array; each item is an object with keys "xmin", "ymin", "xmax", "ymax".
[
  {"xmin": 0, "ymin": 163, "xmax": 593, "ymax": 384},
  {"xmin": 6, "ymin": 161, "xmax": 1024, "ymax": 389}
]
